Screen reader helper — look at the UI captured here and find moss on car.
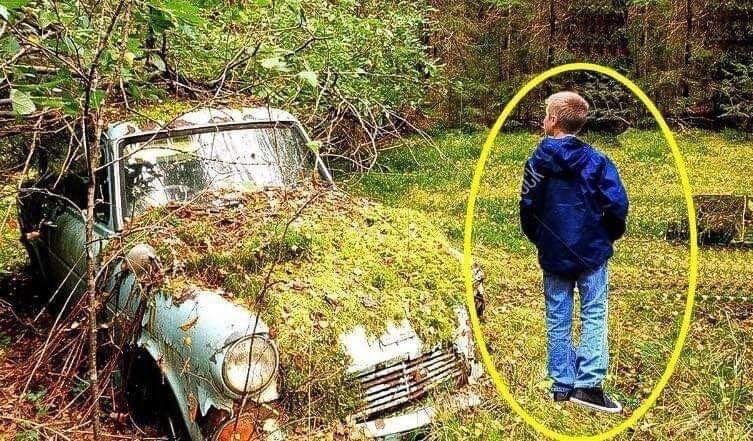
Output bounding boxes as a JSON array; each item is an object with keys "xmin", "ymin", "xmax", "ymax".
[{"xmin": 111, "ymin": 185, "xmax": 467, "ymax": 421}]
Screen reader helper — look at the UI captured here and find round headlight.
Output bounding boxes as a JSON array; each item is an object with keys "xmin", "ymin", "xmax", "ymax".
[{"xmin": 222, "ymin": 334, "xmax": 278, "ymax": 395}]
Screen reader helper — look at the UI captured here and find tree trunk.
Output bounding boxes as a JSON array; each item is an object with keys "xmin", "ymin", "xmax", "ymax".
[
  {"xmin": 682, "ymin": 0, "xmax": 693, "ymax": 98},
  {"xmin": 545, "ymin": 0, "xmax": 556, "ymax": 97},
  {"xmin": 505, "ymin": 4, "xmax": 512, "ymax": 81},
  {"xmin": 82, "ymin": 75, "xmax": 102, "ymax": 440},
  {"xmin": 547, "ymin": 0, "xmax": 556, "ymax": 67},
  {"xmin": 641, "ymin": 3, "xmax": 649, "ymax": 77}
]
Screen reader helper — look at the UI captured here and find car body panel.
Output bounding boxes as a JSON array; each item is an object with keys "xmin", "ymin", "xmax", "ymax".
[
  {"xmin": 356, "ymin": 390, "xmax": 481, "ymax": 438},
  {"xmin": 667, "ymin": 194, "xmax": 753, "ymax": 245},
  {"xmin": 106, "ymin": 271, "xmax": 279, "ymax": 439}
]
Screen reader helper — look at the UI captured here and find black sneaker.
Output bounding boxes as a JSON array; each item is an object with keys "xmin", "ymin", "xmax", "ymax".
[
  {"xmin": 553, "ymin": 391, "xmax": 571, "ymax": 402},
  {"xmin": 570, "ymin": 387, "xmax": 623, "ymax": 413}
]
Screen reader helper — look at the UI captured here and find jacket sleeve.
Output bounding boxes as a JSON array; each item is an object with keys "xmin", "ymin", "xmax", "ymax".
[
  {"xmin": 598, "ymin": 158, "xmax": 629, "ymax": 241},
  {"xmin": 519, "ymin": 157, "xmax": 545, "ymax": 243}
]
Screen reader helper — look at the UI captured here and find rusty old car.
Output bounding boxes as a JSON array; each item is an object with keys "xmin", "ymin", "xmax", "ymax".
[
  {"xmin": 17, "ymin": 107, "xmax": 485, "ymax": 440},
  {"xmin": 667, "ymin": 194, "xmax": 753, "ymax": 246}
]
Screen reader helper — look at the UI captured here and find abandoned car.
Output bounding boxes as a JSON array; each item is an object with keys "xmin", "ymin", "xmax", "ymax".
[
  {"xmin": 17, "ymin": 107, "xmax": 486, "ymax": 440},
  {"xmin": 667, "ymin": 194, "xmax": 753, "ymax": 246}
]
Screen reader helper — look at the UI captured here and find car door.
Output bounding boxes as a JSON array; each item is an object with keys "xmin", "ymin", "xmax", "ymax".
[
  {"xmin": 40, "ymin": 171, "xmax": 87, "ymax": 298},
  {"xmin": 44, "ymin": 160, "xmax": 115, "ymax": 300}
]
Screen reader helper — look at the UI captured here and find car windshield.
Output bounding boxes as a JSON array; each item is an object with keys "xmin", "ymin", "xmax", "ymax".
[{"xmin": 122, "ymin": 125, "xmax": 312, "ymax": 218}]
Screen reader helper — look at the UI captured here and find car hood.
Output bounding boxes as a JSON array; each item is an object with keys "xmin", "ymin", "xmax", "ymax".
[{"xmin": 113, "ymin": 186, "xmax": 471, "ymax": 420}]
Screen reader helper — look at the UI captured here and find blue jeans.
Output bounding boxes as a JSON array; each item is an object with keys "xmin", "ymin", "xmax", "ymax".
[{"xmin": 543, "ymin": 263, "xmax": 609, "ymax": 393}]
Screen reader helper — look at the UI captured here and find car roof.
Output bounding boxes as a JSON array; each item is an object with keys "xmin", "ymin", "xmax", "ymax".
[{"xmin": 105, "ymin": 107, "xmax": 299, "ymax": 142}]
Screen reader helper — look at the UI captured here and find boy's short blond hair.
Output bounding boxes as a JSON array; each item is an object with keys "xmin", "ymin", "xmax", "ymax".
[{"xmin": 545, "ymin": 91, "xmax": 589, "ymax": 134}]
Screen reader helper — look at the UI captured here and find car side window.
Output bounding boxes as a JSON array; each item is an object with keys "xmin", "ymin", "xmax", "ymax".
[{"xmin": 52, "ymin": 161, "xmax": 110, "ymax": 225}]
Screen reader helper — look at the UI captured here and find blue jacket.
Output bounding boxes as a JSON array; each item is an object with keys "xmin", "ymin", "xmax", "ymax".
[{"xmin": 519, "ymin": 136, "xmax": 629, "ymax": 277}]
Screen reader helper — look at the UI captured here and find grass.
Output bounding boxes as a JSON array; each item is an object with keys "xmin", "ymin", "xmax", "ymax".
[
  {"xmin": 1, "ymin": 129, "xmax": 751, "ymax": 439},
  {"xmin": 346, "ymin": 129, "xmax": 753, "ymax": 440}
]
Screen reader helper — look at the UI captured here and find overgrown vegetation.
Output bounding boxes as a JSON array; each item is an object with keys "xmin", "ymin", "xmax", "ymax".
[
  {"xmin": 348, "ymin": 128, "xmax": 753, "ymax": 439},
  {"xmin": 2, "ymin": 0, "xmax": 753, "ymax": 439},
  {"xmin": 0, "ymin": 183, "xmax": 23, "ymax": 274},
  {"xmin": 0, "ymin": 0, "xmax": 434, "ymax": 168},
  {"xmin": 110, "ymin": 186, "xmax": 467, "ymax": 423},
  {"xmin": 4, "ymin": 1, "xmax": 753, "ymax": 172}
]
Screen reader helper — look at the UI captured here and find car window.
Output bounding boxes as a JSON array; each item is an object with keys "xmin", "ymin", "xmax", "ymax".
[
  {"xmin": 49, "ymin": 163, "xmax": 110, "ymax": 225},
  {"xmin": 56, "ymin": 173, "xmax": 88, "ymax": 209},
  {"xmin": 121, "ymin": 125, "xmax": 313, "ymax": 218}
]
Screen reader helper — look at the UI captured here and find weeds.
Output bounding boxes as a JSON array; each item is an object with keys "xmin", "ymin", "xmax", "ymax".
[
  {"xmin": 13, "ymin": 430, "xmax": 40, "ymax": 441},
  {"xmin": 24, "ymin": 389, "xmax": 48, "ymax": 418},
  {"xmin": 0, "ymin": 332, "xmax": 11, "ymax": 351}
]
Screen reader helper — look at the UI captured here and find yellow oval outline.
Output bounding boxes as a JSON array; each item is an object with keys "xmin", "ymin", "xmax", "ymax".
[{"xmin": 462, "ymin": 63, "xmax": 698, "ymax": 441}]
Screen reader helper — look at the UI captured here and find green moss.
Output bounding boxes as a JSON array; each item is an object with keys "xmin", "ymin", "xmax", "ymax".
[
  {"xmin": 116, "ymin": 188, "xmax": 465, "ymax": 420},
  {"xmin": 129, "ymin": 100, "xmax": 200, "ymax": 125}
]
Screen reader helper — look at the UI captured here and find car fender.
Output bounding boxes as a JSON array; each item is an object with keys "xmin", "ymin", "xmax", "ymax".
[{"xmin": 109, "ymin": 271, "xmax": 279, "ymax": 440}]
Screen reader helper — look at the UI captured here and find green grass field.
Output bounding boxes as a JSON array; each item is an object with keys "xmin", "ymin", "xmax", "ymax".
[{"xmin": 347, "ymin": 129, "xmax": 753, "ymax": 440}]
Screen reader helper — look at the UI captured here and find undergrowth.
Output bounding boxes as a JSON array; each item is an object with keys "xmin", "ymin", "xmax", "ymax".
[
  {"xmin": 0, "ymin": 182, "xmax": 24, "ymax": 274},
  {"xmin": 348, "ymin": 129, "xmax": 753, "ymax": 440}
]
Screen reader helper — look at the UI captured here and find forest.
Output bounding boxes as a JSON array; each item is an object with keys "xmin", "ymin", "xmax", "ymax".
[
  {"xmin": 1, "ymin": 0, "xmax": 752, "ymax": 165},
  {"xmin": 0, "ymin": 0, "xmax": 752, "ymax": 440}
]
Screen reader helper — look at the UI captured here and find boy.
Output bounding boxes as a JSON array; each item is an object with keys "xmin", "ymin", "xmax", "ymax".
[{"xmin": 519, "ymin": 91, "xmax": 629, "ymax": 413}]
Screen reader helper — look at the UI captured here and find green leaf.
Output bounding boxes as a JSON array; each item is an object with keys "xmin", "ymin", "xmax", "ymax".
[
  {"xmin": 0, "ymin": 35, "xmax": 19, "ymax": 57},
  {"xmin": 146, "ymin": 0, "xmax": 204, "ymax": 29},
  {"xmin": 147, "ymin": 7, "xmax": 174, "ymax": 33},
  {"xmin": 160, "ymin": 0, "xmax": 204, "ymax": 26},
  {"xmin": 260, "ymin": 56, "xmax": 289, "ymax": 72},
  {"xmin": 90, "ymin": 89, "xmax": 106, "ymax": 110},
  {"xmin": 297, "ymin": 71, "xmax": 318, "ymax": 87},
  {"xmin": 38, "ymin": 9, "xmax": 56, "ymax": 28},
  {"xmin": 1, "ymin": 0, "xmax": 30, "ymax": 10},
  {"xmin": 150, "ymin": 55, "xmax": 166, "ymax": 72},
  {"xmin": 124, "ymin": 51, "xmax": 135, "ymax": 66},
  {"xmin": 10, "ymin": 89, "xmax": 36, "ymax": 115},
  {"xmin": 306, "ymin": 140, "xmax": 322, "ymax": 153}
]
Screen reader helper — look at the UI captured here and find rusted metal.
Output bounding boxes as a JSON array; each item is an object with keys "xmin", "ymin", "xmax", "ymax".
[
  {"xmin": 667, "ymin": 194, "xmax": 753, "ymax": 246},
  {"xmin": 353, "ymin": 348, "xmax": 466, "ymax": 421}
]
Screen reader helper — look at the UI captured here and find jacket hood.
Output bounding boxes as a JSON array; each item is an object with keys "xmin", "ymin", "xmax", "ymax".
[{"xmin": 531, "ymin": 136, "xmax": 590, "ymax": 178}]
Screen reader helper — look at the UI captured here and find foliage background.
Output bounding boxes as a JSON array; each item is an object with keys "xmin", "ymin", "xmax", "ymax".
[
  {"xmin": 2, "ymin": 0, "xmax": 753, "ymax": 171},
  {"xmin": 430, "ymin": 0, "xmax": 753, "ymax": 132}
]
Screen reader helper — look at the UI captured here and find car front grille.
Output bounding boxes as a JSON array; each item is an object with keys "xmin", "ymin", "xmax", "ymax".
[{"xmin": 353, "ymin": 348, "xmax": 467, "ymax": 421}]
